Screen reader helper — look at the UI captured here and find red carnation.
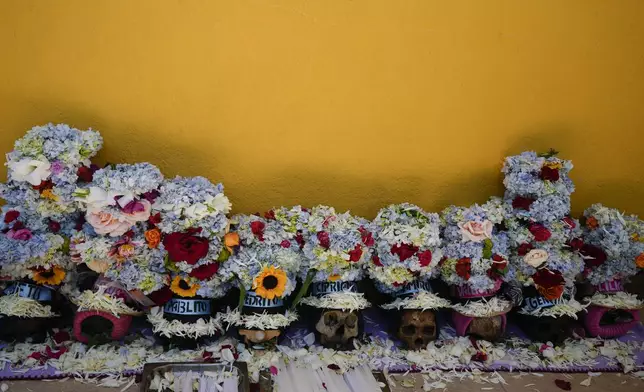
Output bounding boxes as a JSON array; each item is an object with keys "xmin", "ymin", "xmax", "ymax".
[
  {"xmin": 567, "ymin": 237, "xmax": 584, "ymax": 251},
  {"xmin": 529, "ymin": 223, "xmax": 552, "ymax": 242},
  {"xmin": 390, "ymin": 243, "xmax": 419, "ymax": 262},
  {"xmin": 455, "ymin": 257, "xmax": 472, "ymax": 280},
  {"xmin": 539, "ymin": 166, "xmax": 560, "ymax": 182},
  {"xmin": 148, "ymin": 213, "xmax": 162, "ymax": 225},
  {"xmin": 418, "ymin": 250, "xmax": 432, "ymax": 267},
  {"xmin": 4, "ymin": 210, "xmax": 20, "ymax": 223},
  {"xmin": 532, "ymin": 268, "xmax": 564, "ymax": 289},
  {"xmin": 280, "ymin": 240, "xmax": 291, "ymax": 248},
  {"xmin": 163, "ymin": 231, "xmax": 209, "ymax": 265},
  {"xmin": 317, "ymin": 231, "xmax": 331, "ymax": 249},
  {"xmin": 517, "ymin": 242, "xmax": 533, "ymax": 256},
  {"xmin": 562, "ymin": 217, "xmax": 576, "ymax": 229},
  {"xmin": 189, "ymin": 263, "xmax": 220, "ymax": 280},
  {"xmin": 264, "ymin": 210, "xmax": 276, "ymax": 220},
  {"xmin": 148, "ymin": 286, "xmax": 173, "ymax": 306},
  {"xmin": 491, "ymin": 254, "xmax": 507, "ymax": 270},
  {"xmin": 76, "ymin": 165, "xmax": 95, "ymax": 183},
  {"xmin": 359, "ymin": 227, "xmax": 375, "ymax": 246},
  {"xmin": 250, "ymin": 220, "xmax": 266, "ymax": 241},
  {"xmin": 348, "ymin": 245, "xmax": 363, "ymax": 262},
  {"xmin": 372, "ymin": 255, "xmax": 383, "ymax": 267},
  {"xmin": 580, "ymin": 244, "xmax": 607, "ymax": 268},
  {"xmin": 512, "ymin": 196, "xmax": 535, "ymax": 211},
  {"xmin": 295, "ymin": 231, "xmax": 305, "ymax": 248}
]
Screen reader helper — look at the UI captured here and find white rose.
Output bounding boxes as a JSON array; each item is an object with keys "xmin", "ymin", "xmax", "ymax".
[
  {"xmin": 184, "ymin": 203, "xmax": 209, "ymax": 219},
  {"xmin": 459, "ymin": 220, "xmax": 494, "ymax": 242},
  {"xmin": 9, "ymin": 158, "xmax": 51, "ymax": 186},
  {"xmin": 524, "ymin": 249, "xmax": 549, "ymax": 268}
]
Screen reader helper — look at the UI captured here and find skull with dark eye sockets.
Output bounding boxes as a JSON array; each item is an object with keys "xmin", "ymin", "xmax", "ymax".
[
  {"xmin": 397, "ymin": 310, "xmax": 437, "ymax": 350},
  {"xmin": 315, "ymin": 310, "xmax": 359, "ymax": 349}
]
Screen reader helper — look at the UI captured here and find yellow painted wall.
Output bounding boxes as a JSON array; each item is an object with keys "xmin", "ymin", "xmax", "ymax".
[{"xmin": 1, "ymin": 0, "xmax": 643, "ymax": 218}]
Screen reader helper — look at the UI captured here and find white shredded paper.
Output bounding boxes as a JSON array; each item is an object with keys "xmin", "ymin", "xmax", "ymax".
[
  {"xmin": 300, "ymin": 292, "xmax": 371, "ymax": 311},
  {"xmin": 74, "ymin": 287, "xmax": 142, "ymax": 317},
  {"xmin": 518, "ymin": 298, "xmax": 589, "ymax": 319},
  {"xmin": 0, "ymin": 295, "xmax": 58, "ymax": 318},
  {"xmin": 147, "ymin": 307, "xmax": 225, "ymax": 339},
  {"xmin": 381, "ymin": 291, "xmax": 452, "ymax": 311},
  {"xmin": 451, "ymin": 297, "xmax": 512, "ymax": 318},
  {"xmin": 222, "ymin": 308, "xmax": 298, "ymax": 330},
  {"xmin": 589, "ymin": 292, "xmax": 644, "ymax": 310}
]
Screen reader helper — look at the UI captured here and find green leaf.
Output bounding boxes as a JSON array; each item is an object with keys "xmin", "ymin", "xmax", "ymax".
[
  {"xmin": 237, "ymin": 281, "xmax": 246, "ymax": 310},
  {"xmin": 538, "ymin": 148, "xmax": 559, "ymax": 158},
  {"xmin": 217, "ymin": 248, "xmax": 231, "ymax": 262},
  {"xmin": 482, "ymin": 239, "xmax": 493, "ymax": 259},
  {"xmin": 290, "ymin": 269, "xmax": 316, "ymax": 310}
]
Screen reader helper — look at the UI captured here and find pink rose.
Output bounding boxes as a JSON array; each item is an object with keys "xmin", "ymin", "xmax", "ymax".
[
  {"xmin": 458, "ymin": 220, "xmax": 493, "ymax": 242},
  {"xmin": 6, "ymin": 228, "xmax": 33, "ymax": 241},
  {"xmin": 86, "ymin": 210, "xmax": 132, "ymax": 237},
  {"xmin": 122, "ymin": 200, "xmax": 152, "ymax": 223}
]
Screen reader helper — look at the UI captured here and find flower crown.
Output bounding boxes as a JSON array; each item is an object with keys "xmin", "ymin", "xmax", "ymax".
[
  {"xmin": 368, "ymin": 203, "xmax": 442, "ymax": 293},
  {"xmin": 505, "ymin": 216, "xmax": 583, "ymax": 285},
  {"xmin": 0, "ymin": 124, "xmax": 103, "ymax": 221},
  {"xmin": 502, "ymin": 150, "xmax": 574, "ymax": 222},
  {"xmin": 439, "ymin": 198, "xmax": 510, "ymax": 293},
  {"xmin": 580, "ymin": 204, "xmax": 640, "ymax": 285},
  {"xmin": 74, "ymin": 163, "xmax": 163, "ymax": 237},
  {"xmin": 0, "ymin": 206, "xmax": 71, "ymax": 287},
  {"xmin": 221, "ymin": 214, "xmax": 302, "ymax": 301},
  {"xmin": 301, "ymin": 205, "xmax": 373, "ymax": 283}
]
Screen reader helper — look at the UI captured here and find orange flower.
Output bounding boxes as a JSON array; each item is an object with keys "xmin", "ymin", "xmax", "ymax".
[
  {"xmin": 636, "ymin": 253, "xmax": 644, "ymax": 269},
  {"xmin": 31, "ymin": 266, "xmax": 66, "ymax": 285},
  {"xmin": 41, "ymin": 189, "xmax": 59, "ymax": 201},
  {"xmin": 224, "ymin": 232, "xmax": 240, "ymax": 253},
  {"xmin": 145, "ymin": 228, "xmax": 161, "ymax": 248},
  {"xmin": 328, "ymin": 274, "xmax": 341, "ymax": 282},
  {"xmin": 537, "ymin": 284, "xmax": 564, "ymax": 301},
  {"xmin": 586, "ymin": 216, "xmax": 599, "ymax": 230},
  {"xmin": 543, "ymin": 161, "xmax": 563, "ymax": 170}
]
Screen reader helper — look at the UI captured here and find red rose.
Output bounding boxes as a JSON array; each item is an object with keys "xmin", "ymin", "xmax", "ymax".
[
  {"xmin": 4, "ymin": 210, "xmax": 20, "ymax": 223},
  {"xmin": 76, "ymin": 165, "xmax": 95, "ymax": 182},
  {"xmin": 48, "ymin": 219, "xmax": 61, "ymax": 233},
  {"xmin": 532, "ymin": 268, "xmax": 564, "ymax": 289},
  {"xmin": 491, "ymin": 254, "xmax": 507, "ymax": 270},
  {"xmin": 390, "ymin": 243, "xmax": 419, "ymax": 262},
  {"xmin": 580, "ymin": 244, "xmax": 607, "ymax": 268},
  {"xmin": 562, "ymin": 217, "xmax": 576, "ymax": 229},
  {"xmin": 280, "ymin": 239, "xmax": 291, "ymax": 248},
  {"xmin": 295, "ymin": 231, "xmax": 305, "ymax": 248},
  {"xmin": 250, "ymin": 221, "xmax": 266, "ymax": 241},
  {"xmin": 359, "ymin": 227, "xmax": 375, "ymax": 246},
  {"xmin": 517, "ymin": 243, "xmax": 533, "ymax": 256},
  {"xmin": 539, "ymin": 166, "xmax": 560, "ymax": 182},
  {"xmin": 455, "ymin": 257, "xmax": 472, "ymax": 280},
  {"xmin": 148, "ymin": 286, "xmax": 173, "ymax": 306},
  {"xmin": 189, "ymin": 263, "xmax": 220, "ymax": 280},
  {"xmin": 53, "ymin": 331, "xmax": 71, "ymax": 345},
  {"xmin": 163, "ymin": 231, "xmax": 209, "ymax": 264},
  {"xmin": 512, "ymin": 196, "xmax": 535, "ymax": 211},
  {"xmin": 372, "ymin": 255, "xmax": 383, "ymax": 267},
  {"xmin": 418, "ymin": 250, "xmax": 432, "ymax": 267},
  {"xmin": 529, "ymin": 223, "xmax": 552, "ymax": 242},
  {"xmin": 567, "ymin": 238, "xmax": 584, "ymax": 251},
  {"xmin": 317, "ymin": 231, "xmax": 330, "ymax": 249},
  {"xmin": 348, "ymin": 245, "xmax": 363, "ymax": 262},
  {"xmin": 264, "ymin": 210, "xmax": 276, "ymax": 220}
]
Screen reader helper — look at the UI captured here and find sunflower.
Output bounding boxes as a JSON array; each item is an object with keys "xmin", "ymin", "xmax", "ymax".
[
  {"xmin": 31, "ymin": 266, "xmax": 66, "ymax": 285},
  {"xmin": 253, "ymin": 266, "xmax": 287, "ymax": 300},
  {"xmin": 170, "ymin": 276, "xmax": 200, "ymax": 297}
]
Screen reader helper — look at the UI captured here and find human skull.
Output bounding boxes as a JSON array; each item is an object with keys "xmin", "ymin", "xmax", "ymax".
[
  {"xmin": 238, "ymin": 329, "xmax": 281, "ymax": 348},
  {"xmin": 519, "ymin": 315, "xmax": 573, "ymax": 346},
  {"xmin": 397, "ymin": 310, "xmax": 437, "ymax": 350},
  {"xmin": 315, "ymin": 310, "xmax": 359, "ymax": 349},
  {"xmin": 467, "ymin": 316, "xmax": 504, "ymax": 341}
]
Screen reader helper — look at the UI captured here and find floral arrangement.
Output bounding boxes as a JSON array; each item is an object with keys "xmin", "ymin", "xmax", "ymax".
[
  {"xmin": 368, "ymin": 203, "xmax": 442, "ymax": 292},
  {"xmin": 0, "ymin": 124, "xmax": 103, "ymax": 223},
  {"xmin": 440, "ymin": 197, "xmax": 510, "ymax": 293},
  {"xmin": 580, "ymin": 204, "xmax": 640, "ymax": 285},
  {"xmin": 300, "ymin": 205, "xmax": 373, "ymax": 283},
  {"xmin": 222, "ymin": 214, "xmax": 302, "ymax": 301},
  {"xmin": 504, "ymin": 216, "xmax": 584, "ymax": 290},
  {"xmin": 74, "ymin": 163, "xmax": 163, "ymax": 237},
  {"xmin": 502, "ymin": 150, "xmax": 574, "ymax": 222}
]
